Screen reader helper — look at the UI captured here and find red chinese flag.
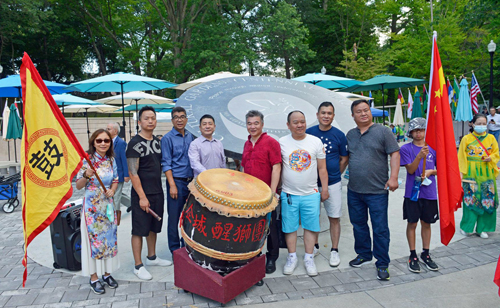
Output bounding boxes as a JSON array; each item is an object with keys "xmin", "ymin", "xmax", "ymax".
[
  {"xmin": 495, "ymin": 255, "xmax": 500, "ymax": 296},
  {"xmin": 425, "ymin": 32, "xmax": 463, "ymax": 246}
]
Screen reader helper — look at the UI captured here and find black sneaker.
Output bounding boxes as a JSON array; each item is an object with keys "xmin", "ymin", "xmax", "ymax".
[
  {"xmin": 420, "ymin": 254, "xmax": 439, "ymax": 271},
  {"xmin": 90, "ymin": 279, "xmax": 105, "ymax": 295},
  {"xmin": 348, "ymin": 255, "xmax": 372, "ymax": 268},
  {"xmin": 376, "ymin": 268, "xmax": 390, "ymax": 281},
  {"xmin": 102, "ymin": 275, "xmax": 119, "ymax": 289},
  {"xmin": 407, "ymin": 257, "xmax": 421, "ymax": 273}
]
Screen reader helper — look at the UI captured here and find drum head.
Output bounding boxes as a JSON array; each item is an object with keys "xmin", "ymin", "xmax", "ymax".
[{"xmin": 190, "ymin": 168, "xmax": 278, "ymax": 218}]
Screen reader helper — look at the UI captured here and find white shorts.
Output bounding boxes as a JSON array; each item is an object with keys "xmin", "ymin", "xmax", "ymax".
[{"xmin": 319, "ymin": 182, "xmax": 342, "ymax": 218}]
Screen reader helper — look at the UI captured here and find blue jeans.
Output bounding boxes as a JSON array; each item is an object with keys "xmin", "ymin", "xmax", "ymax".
[
  {"xmin": 490, "ymin": 130, "xmax": 500, "ymax": 142},
  {"xmin": 347, "ymin": 189, "xmax": 390, "ymax": 268},
  {"xmin": 166, "ymin": 179, "xmax": 190, "ymax": 253}
]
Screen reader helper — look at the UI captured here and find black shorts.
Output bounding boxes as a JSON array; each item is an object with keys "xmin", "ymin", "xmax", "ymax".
[
  {"xmin": 131, "ymin": 190, "xmax": 164, "ymax": 236},
  {"xmin": 403, "ymin": 198, "xmax": 439, "ymax": 224}
]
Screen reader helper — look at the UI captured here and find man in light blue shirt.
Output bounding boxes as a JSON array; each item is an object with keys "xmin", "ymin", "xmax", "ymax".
[
  {"xmin": 161, "ymin": 106, "xmax": 194, "ymax": 253},
  {"xmin": 188, "ymin": 114, "xmax": 226, "ymax": 177}
]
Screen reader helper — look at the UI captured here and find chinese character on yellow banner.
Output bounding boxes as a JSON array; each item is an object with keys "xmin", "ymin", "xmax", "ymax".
[{"xmin": 20, "ymin": 53, "xmax": 87, "ymax": 287}]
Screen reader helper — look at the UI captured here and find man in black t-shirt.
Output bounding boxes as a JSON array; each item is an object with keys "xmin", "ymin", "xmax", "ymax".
[{"xmin": 126, "ymin": 106, "xmax": 172, "ymax": 281}]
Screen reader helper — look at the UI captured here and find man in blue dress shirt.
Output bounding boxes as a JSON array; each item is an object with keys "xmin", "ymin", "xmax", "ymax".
[
  {"xmin": 161, "ymin": 106, "xmax": 194, "ymax": 253},
  {"xmin": 107, "ymin": 122, "xmax": 129, "ymax": 225}
]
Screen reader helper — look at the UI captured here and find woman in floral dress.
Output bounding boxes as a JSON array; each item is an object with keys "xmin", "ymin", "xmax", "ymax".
[
  {"xmin": 458, "ymin": 113, "xmax": 499, "ymax": 239},
  {"xmin": 76, "ymin": 129, "xmax": 120, "ymax": 294}
]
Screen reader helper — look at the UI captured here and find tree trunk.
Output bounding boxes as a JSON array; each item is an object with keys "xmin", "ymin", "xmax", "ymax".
[{"xmin": 284, "ymin": 54, "xmax": 291, "ymax": 79}]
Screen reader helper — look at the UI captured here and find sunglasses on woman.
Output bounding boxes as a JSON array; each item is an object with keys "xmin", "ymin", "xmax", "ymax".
[{"xmin": 95, "ymin": 138, "xmax": 111, "ymax": 144}]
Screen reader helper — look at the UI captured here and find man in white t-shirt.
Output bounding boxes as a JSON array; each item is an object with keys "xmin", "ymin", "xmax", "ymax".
[
  {"xmin": 487, "ymin": 106, "xmax": 500, "ymax": 142},
  {"xmin": 280, "ymin": 111, "xmax": 329, "ymax": 277}
]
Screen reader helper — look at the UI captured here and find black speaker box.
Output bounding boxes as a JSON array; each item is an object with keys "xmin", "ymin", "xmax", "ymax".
[{"xmin": 50, "ymin": 203, "xmax": 82, "ymax": 271}]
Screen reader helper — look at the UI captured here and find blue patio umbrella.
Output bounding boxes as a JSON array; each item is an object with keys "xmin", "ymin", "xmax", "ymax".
[
  {"xmin": 0, "ymin": 75, "xmax": 74, "ymax": 97},
  {"xmin": 68, "ymin": 72, "xmax": 177, "ymax": 141},
  {"xmin": 371, "ymin": 107, "xmax": 389, "ymax": 117},
  {"xmin": 52, "ymin": 93, "xmax": 98, "ymax": 113},
  {"xmin": 0, "ymin": 75, "xmax": 75, "ymax": 122},
  {"xmin": 455, "ymin": 78, "xmax": 473, "ymax": 122},
  {"xmin": 5, "ymin": 104, "xmax": 22, "ymax": 162},
  {"xmin": 293, "ymin": 73, "xmax": 361, "ymax": 89}
]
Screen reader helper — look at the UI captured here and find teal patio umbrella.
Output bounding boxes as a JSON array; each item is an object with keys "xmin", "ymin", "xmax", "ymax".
[
  {"xmin": 97, "ymin": 91, "xmax": 174, "ymax": 136},
  {"xmin": 116, "ymin": 103, "xmax": 174, "ymax": 113},
  {"xmin": 52, "ymin": 93, "xmax": 98, "ymax": 113},
  {"xmin": 455, "ymin": 78, "xmax": 473, "ymax": 137},
  {"xmin": 411, "ymin": 89, "xmax": 423, "ymax": 119},
  {"xmin": 68, "ymin": 72, "xmax": 176, "ymax": 141},
  {"xmin": 293, "ymin": 73, "xmax": 361, "ymax": 89},
  {"xmin": 455, "ymin": 78, "xmax": 473, "ymax": 122},
  {"xmin": 342, "ymin": 75, "xmax": 427, "ymax": 124},
  {"xmin": 5, "ymin": 104, "xmax": 22, "ymax": 162}
]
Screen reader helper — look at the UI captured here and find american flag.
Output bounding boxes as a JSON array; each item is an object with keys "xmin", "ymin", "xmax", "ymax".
[{"xmin": 470, "ymin": 73, "xmax": 481, "ymax": 114}]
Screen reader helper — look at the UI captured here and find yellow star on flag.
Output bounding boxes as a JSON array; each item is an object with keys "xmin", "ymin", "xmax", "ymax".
[{"xmin": 435, "ymin": 88, "xmax": 442, "ymax": 98}]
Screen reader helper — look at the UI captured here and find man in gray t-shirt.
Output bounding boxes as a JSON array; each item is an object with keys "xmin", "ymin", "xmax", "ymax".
[{"xmin": 346, "ymin": 100, "xmax": 400, "ymax": 281}]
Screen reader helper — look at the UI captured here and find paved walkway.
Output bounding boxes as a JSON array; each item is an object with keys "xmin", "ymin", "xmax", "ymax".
[{"xmin": 1, "ymin": 177, "xmax": 499, "ymax": 307}]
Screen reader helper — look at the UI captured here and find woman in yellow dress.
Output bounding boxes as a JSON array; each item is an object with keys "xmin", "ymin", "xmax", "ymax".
[{"xmin": 458, "ymin": 113, "xmax": 499, "ymax": 239}]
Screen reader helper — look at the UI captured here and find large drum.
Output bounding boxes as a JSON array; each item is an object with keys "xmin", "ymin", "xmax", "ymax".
[{"xmin": 180, "ymin": 168, "xmax": 278, "ymax": 275}]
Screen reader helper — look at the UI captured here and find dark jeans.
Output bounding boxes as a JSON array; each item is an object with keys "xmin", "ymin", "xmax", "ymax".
[
  {"xmin": 266, "ymin": 210, "xmax": 280, "ymax": 261},
  {"xmin": 347, "ymin": 189, "xmax": 390, "ymax": 268},
  {"xmin": 166, "ymin": 179, "xmax": 190, "ymax": 253},
  {"xmin": 490, "ymin": 129, "xmax": 500, "ymax": 142}
]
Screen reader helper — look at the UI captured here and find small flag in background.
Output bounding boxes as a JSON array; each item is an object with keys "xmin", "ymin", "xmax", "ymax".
[
  {"xmin": 423, "ymin": 84, "xmax": 428, "ymax": 113},
  {"xmin": 398, "ymin": 88, "xmax": 405, "ymax": 105},
  {"xmin": 425, "ymin": 31, "xmax": 463, "ymax": 246},
  {"xmin": 407, "ymin": 89, "xmax": 413, "ymax": 118},
  {"xmin": 470, "ymin": 72, "xmax": 481, "ymax": 114},
  {"xmin": 447, "ymin": 78, "xmax": 456, "ymax": 117},
  {"xmin": 447, "ymin": 79, "xmax": 453, "ymax": 105},
  {"xmin": 453, "ymin": 77, "xmax": 460, "ymax": 105}
]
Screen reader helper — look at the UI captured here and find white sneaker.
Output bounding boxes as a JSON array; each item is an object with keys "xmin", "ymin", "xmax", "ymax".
[
  {"xmin": 460, "ymin": 229, "xmax": 470, "ymax": 236},
  {"xmin": 313, "ymin": 246, "xmax": 320, "ymax": 257},
  {"xmin": 133, "ymin": 266, "xmax": 152, "ymax": 280},
  {"xmin": 145, "ymin": 257, "xmax": 172, "ymax": 267},
  {"xmin": 283, "ymin": 256, "xmax": 298, "ymax": 275},
  {"xmin": 329, "ymin": 250, "xmax": 340, "ymax": 267},
  {"xmin": 304, "ymin": 258, "xmax": 318, "ymax": 277},
  {"xmin": 479, "ymin": 232, "xmax": 489, "ymax": 239}
]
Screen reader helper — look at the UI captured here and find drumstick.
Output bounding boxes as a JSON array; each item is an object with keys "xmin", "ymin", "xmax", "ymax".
[
  {"xmin": 421, "ymin": 142, "xmax": 427, "ymax": 179},
  {"xmin": 148, "ymin": 208, "xmax": 162, "ymax": 221}
]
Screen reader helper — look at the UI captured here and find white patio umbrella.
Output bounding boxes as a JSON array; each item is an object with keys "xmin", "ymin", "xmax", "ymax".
[
  {"xmin": 96, "ymin": 91, "xmax": 174, "ymax": 136},
  {"xmin": 95, "ymin": 91, "xmax": 174, "ymax": 106},
  {"xmin": 335, "ymin": 92, "xmax": 373, "ymax": 102},
  {"xmin": 172, "ymin": 71, "xmax": 241, "ymax": 91},
  {"xmin": 393, "ymin": 97, "xmax": 405, "ymax": 126},
  {"xmin": 62, "ymin": 104, "xmax": 118, "ymax": 139},
  {"xmin": 2, "ymin": 101, "xmax": 11, "ymax": 160}
]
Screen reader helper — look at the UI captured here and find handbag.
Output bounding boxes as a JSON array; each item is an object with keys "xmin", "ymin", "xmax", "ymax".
[{"xmin": 106, "ymin": 202, "xmax": 115, "ymax": 223}]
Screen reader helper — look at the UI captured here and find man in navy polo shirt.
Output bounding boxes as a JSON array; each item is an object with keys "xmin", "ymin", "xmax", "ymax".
[
  {"xmin": 306, "ymin": 102, "xmax": 348, "ymax": 267},
  {"xmin": 161, "ymin": 106, "xmax": 194, "ymax": 254}
]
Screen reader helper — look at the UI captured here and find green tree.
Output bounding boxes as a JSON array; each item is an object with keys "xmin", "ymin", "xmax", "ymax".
[{"xmin": 260, "ymin": 1, "xmax": 315, "ymax": 79}]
